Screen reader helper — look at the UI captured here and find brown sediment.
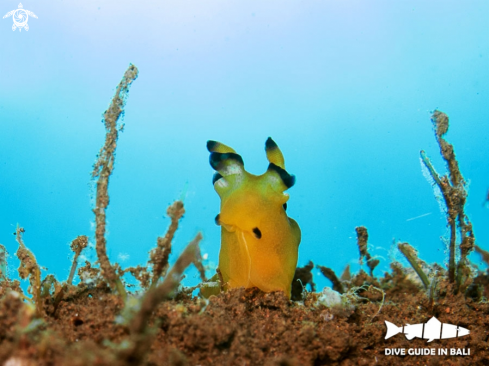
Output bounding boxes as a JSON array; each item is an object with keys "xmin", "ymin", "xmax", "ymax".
[
  {"xmin": 92, "ymin": 64, "xmax": 139, "ymax": 300},
  {"xmin": 0, "ymin": 270, "xmax": 488, "ymax": 365}
]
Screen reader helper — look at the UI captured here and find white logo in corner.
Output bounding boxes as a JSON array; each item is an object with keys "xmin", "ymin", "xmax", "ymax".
[
  {"xmin": 385, "ymin": 316, "xmax": 470, "ymax": 342},
  {"xmin": 3, "ymin": 3, "xmax": 37, "ymax": 32}
]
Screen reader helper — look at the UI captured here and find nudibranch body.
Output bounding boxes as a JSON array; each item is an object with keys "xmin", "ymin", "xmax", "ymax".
[{"xmin": 207, "ymin": 138, "xmax": 301, "ymax": 298}]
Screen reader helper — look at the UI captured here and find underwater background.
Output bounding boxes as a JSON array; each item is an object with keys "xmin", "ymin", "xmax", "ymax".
[{"xmin": 1, "ymin": 0, "xmax": 488, "ymax": 291}]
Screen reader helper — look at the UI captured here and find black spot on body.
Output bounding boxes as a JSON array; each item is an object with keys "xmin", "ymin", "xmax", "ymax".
[
  {"xmin": 253, "ymin": 227, "xmax": 262, "ymax": 239},
  {"xmin": 215, "ymin": 214, "xmax": 221, "ymax": 225},
  {"xmin": 283, "ymin": 202, "xmax": 287, "ymax": 211}
]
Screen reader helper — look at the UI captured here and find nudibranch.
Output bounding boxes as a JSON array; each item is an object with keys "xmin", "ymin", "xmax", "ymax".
[{"xmin": 207, "ymin": 137, "xmax": 301, "ymax": 298}]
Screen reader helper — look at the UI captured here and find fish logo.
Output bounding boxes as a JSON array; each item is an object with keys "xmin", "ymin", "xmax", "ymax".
[
  {"xmin": 385, "ymin": 316, "xmax": 470, "ymax": 342},
  {"xmin": 3, "ymin": 3, "xmax": 37, "ymax": 32}
]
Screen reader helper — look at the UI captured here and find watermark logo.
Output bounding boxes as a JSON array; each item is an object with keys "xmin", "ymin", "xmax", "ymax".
[
  {"xmin": 3, "ymin": 3, "xmax": 37, "ymax": 32},
  {"xmin": 385, "ymin": 316, "xmax": 469, "ymax": 342},
  {"xmin": 384, "ymin": 316, "xmax": 471, "ymax": 357}
]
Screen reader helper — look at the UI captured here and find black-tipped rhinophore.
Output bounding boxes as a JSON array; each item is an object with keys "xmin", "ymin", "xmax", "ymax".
[
  {"xmin": 209, "ymin": 152, "xmax": 244, "ymax": 171},
  {"xmin": 268, "ymin": 163, "xmax": 295, "ymax": 188},
  {"xmin": 207, "ymin": 140, "xmax": 218, "ymax": 152},
  {"xmin": 207, "ymin": 140, "xmax": 236, "ymax": 153},
  {"xmin": 265, "ymin": 137, "xmax": 285, "ymax": 169},
  {"xmin": 265, "ymin": 137, "xmax": 278, "ymax": 151},
  {"xmin": 212, "ymin": 172, "xmax": 223, "ymax": 184}
]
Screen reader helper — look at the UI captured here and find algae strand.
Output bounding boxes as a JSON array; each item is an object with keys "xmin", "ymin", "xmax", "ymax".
[
  {"xmin": 40, "ymin": 274, "xmax": 57, "ymax": 298},
  {"xmin": 397, "ymin": 242, "xmax": 430, "ymax": 289},
  {"xmin": 67, "ymin": 235, "xmax": 88, "ymax": 285},
  {"xmin": 420, "ymin": 110, "xmax": 475, "ymax": 288},
  {"xmin": 355, "ymin": 226, "xmax": 379, "ymax": 277},
  {"xmin": 124, "ymin": 265, "xmax": 151, "ymax": 290},
  {"xmin": 92, "ymin": 64, "xmax": 138, "ymax": 300},
  {"xmin": 52, "ymin": 235, "xmax": 89, "ymax": 315},
  {"xmin": 475, "ymin": 245, "xmax": 489, "ymax": 266},
  {"xmin": 77, "ymin": 260, "xmax": 100, "ymax": 283},
  {"xmin": 0, "ymin": 244, "xmax": 6, "ymax": 281},
  {"xmin": 340, "ymin": 264, "xmax": 351, "ymax": 281},
  {"xmin": 149, "ymin": 200, "xmax": 185, "ymax": 287},
  {"xmin": 317, "ymin": 265, "xmax": 345, "ymax": 294},
  {"xmin": 216, "ymin": 267, "xmax": 225, "ymax": 291},
  {"xmin": 291, "ymin": 261, "xmax": 316, "ymax": 300},
  {"xmin": 15, "ymin": 226, "xmax": 42, "ymax": 316}
]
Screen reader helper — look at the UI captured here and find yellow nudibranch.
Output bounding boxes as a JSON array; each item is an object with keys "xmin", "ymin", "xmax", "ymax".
[{"xmin": 207, "ymin": 137, "xmax": 301, "ymax": 298}]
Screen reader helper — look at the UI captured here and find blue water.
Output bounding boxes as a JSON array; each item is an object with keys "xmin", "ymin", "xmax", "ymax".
[{"xmin": 1, "ymin": 1, "xmax": 488, "ymax": 292}]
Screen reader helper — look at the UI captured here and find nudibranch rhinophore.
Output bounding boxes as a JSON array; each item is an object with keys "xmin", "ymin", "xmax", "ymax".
[{"xmin": 207, "ymin": 137, "xmax": 301, "ymax": 298}]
